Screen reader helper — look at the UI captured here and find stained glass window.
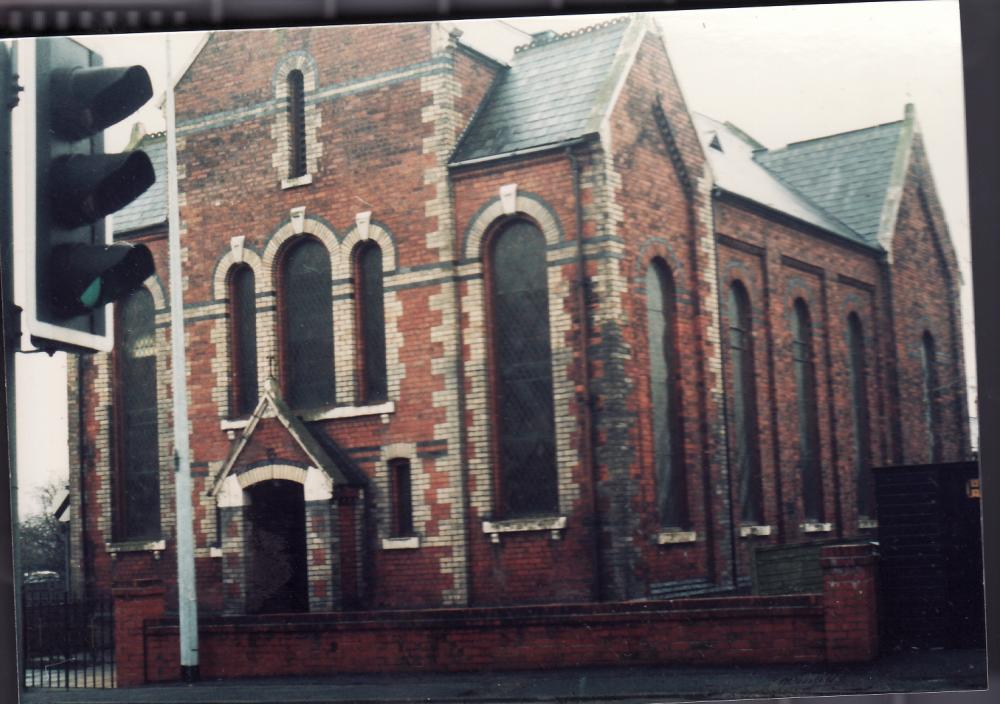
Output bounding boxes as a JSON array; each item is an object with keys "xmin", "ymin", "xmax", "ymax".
[
  {"xmin": 490, "ymin": 220, "xmax": 557, "ymax": 517},
  {"xmin": 282, "ymin": 237, "xmax": 335, "ymax": 409},
  {"xmin": 116, "ymin": 288, "xmax": 160, "ymax": 540},
  {"xmin": 729, "ymin": 282, "xmax": 763, "ymax": 525},
  {"xmin": 357, "ymin": 243, "xmax": 387, "ymax": 403},
  {"xmin": 647, "ymin": 260, "xmax": 688, "ymax": 528},
  {"xmin": 792, "ymin": 298, "xmax": 823, "ymax": 521},
  {"xmin": 230, "ymin": 265, "xmax": 258, "ymax": 416}
]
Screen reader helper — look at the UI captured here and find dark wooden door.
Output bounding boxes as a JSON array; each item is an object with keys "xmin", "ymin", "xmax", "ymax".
[{"xmin": 246, "ymin": 480, "xmax": 308, "ymax": 614}]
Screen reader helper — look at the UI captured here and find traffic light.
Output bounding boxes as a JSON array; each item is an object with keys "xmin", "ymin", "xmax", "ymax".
[{"xmin": 24, "ymin": 37, "xmax": 156, "ymax": 354}]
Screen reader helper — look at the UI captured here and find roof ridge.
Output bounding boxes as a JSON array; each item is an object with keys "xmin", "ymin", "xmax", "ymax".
[
  {"xmin": 765, "ymin": 118, "xmax": 904, "ymax": 155},
  {"xmin": 512, "ymin": 15, "xmax": 629, "ymax": 54}
]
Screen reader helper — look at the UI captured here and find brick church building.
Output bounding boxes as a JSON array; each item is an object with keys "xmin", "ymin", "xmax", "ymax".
[{"xmin": 67, "ymin": 15, "xmax": 969, "ymax": 617}]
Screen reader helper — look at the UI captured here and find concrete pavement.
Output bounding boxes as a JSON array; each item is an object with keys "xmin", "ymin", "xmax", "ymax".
[{"xmin": 19, "ymin": 648, "xmax": 987, "ymax": 704}]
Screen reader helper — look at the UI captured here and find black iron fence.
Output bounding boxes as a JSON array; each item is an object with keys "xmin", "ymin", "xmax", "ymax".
[{"xmin": 22, "ymin": 590, "xmax": 115, "ymax": 688}]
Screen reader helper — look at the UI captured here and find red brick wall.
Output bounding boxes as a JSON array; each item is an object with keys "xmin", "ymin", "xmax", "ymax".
[
  {"xmin": 130, "ymin": 543, "xmax": 878, "ymax": 684},
  {"xmin": 452, "ymin": 152, "xmax": 595, "ymax": 606},
  {"xmin": 714, "ymin": 201, "xmax": 888, "ymax": 561},
  {"xmin": 888, "ymin": 134, "xmax": 970, "ymax": 465},
  {"xmin": 606, "ymin": 29, "xmax": 724, "ymax": 598}
]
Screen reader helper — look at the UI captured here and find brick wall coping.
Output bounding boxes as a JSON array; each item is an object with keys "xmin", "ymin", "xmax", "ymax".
[{"xmin": 146, "ymin": 595, "xmax": 822, "ymax": 635}]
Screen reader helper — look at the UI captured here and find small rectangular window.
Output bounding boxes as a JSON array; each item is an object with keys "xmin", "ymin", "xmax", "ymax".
[{"xmin": 389, "ymin": 459, "xmax": 413, "ymax": 537}]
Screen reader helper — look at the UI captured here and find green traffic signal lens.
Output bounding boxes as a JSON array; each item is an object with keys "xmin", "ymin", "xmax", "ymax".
[{"xmin": 79, "ymin": 277, "xmax": 101, "ymax": 309}]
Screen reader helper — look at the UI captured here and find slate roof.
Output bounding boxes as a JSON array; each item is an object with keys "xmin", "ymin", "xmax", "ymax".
[
  {"xmin": 692, "ymin": 114, "xmax": 860, "ymax": 243},
  {"xmin": 755, "ymin": 120, "xmax": 906, "ymax": 247},
  {"xmin": 451, "ymin": 17, "xmax": 631, "ymax": 164},
  {"xmin": 113, "ymin": 133, "xmax": 168, "ymax": 235}
]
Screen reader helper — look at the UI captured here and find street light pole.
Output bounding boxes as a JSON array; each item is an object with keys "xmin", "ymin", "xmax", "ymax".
[{"xmin": 165, "ymin": 36, "xmax": 199, "ymax": 683}]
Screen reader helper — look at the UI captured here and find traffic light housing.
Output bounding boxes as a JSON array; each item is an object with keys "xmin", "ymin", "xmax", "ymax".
[{"xmin": 24, "ymin": 37, "xmax": 156, "ymax": 354}]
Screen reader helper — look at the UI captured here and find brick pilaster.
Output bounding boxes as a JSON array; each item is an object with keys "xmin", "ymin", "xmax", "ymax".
[
  {"xmin": 112, "ymin": 581, "xmax": 166, "ymax": 687},
  {"xmin": 821, "ymin": 543, "xmax": 879, "ymax": 662}
]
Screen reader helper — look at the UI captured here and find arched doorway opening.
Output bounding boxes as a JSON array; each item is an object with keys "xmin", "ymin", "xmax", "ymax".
[{"xmin": 245, "ymin": 479, "xmax": 308, "ymax": 614}]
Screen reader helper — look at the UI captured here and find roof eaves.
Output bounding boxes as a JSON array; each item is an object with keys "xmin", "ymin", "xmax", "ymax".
[
  {"xmin": 448, "ymin": 134, "xmax": 595, "ymax": 169},
  {"xmin": 713, "ymin": 185, "xmax": 881, "ymax": 253}
]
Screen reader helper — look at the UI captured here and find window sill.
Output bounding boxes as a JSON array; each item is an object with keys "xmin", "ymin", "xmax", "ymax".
[
  {"xmin": 800, "ymin": 522, "xmax": 834, "ymax": 533},
  {"xmin": 656, "ymin": 529, "xmax": 697, "ymax": 545},
  {"xmin": 858, "ymin": 518, "xmax": 878, "ymax": 530},
  {"xmin": 107, "ymin": 539, "xmax": 166, "ymax": 560},
  {"xmin": 482, "ymin": 515, "xmax": 566, "ymax": 544},
  {"xmin": 281, "ymin": 173, "xmax": 313, "ymax": 189},
  {"xmin": 209, "ymin": 546, "xmax": 223, "ymax": 558},
  {"xmin": 299, "ymin": 401, "xmax": 394, "ymax": 422},
  {"xmin": 381, "ymin": 536, "xmax": 420, "ymax": 550},
  {"xmin": 221, "ymin": 417, "xmax": 250, "ymax": 432},
  {"xmin": 738, "ymin": 524, "xmax": 772, "ymax": 538}
]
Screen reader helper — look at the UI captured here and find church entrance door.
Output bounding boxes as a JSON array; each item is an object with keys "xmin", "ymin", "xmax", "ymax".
[{"xmin": 245, "ymin": 479, "xmax": 308, "ymax": 614}]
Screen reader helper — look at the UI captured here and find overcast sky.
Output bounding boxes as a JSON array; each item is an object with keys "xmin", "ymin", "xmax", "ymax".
[{"xmin": 11, "ymin": 0, "xmax": 973, "ymax": 516}]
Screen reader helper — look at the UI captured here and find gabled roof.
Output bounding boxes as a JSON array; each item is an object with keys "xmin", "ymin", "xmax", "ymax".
[
  {"xmin": 113, "ymin": 132, "xmax": 168, "ymax": 236},
  {"xmin": 755, "ymin": 118, "xmax": 908, "ymax": 248},
  {"xmin": 693, "ymin": 113, "xmax": 861, "ymax": 243},
  {"xmin": 209, "ymin": 378, "xmax": 364, "ymax": 496},
  {"xmin": 451, "ymin": 16, "xmax": 636, "ymax": 164}
]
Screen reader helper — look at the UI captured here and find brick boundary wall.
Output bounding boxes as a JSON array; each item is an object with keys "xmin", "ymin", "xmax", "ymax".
[
  {"xmin": 112, "ymin": 582, "xmax": 167, "ymax": 687},
  {"xmin": 118, "ymin": 544, "xmax": 877, "ymax": 685}
]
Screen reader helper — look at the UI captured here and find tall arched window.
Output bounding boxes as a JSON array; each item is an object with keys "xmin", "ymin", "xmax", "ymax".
[
  {"xmin": 115, "ymin": 288, "xmax": 160, "ymax": 541},
  {"xmin": 489, "ymin": 220, "xmax": 557, "ymax": 517},
  {"xmin": 356, "ymin": 242, "xmax": 387, "ymax": 403},
  {"xmin": 729, "ymin": 282, "xmax": 763, "ymax": 525},
  {"xmin": 847, "ymin": 313, "xmax": 873, "ymax": 518},
  {"xmin": 647, "ymin": 260, "xmax": 688, "ymax": 528},
  {"xmin": 230, "ymin": 265, "xmax": 259, "ymax": 416},
  {"xmin": 287, "ymin": 69, "xmax": 307, "ymax": 179},
  {"xmin": 921, "ymin": 331, "xmax": 942, "ymax": 462},
  {"xmin": 792, "ymin": 298, "xmax": 823, "ymax": 522},
  {"xmin": 281, "ymin": 237, "xmax": 334, "ymax": 409}
]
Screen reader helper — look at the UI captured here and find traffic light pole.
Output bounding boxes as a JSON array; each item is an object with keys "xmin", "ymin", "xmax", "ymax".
[
  {"xmin": 0, "ymin": 42, "xmax": 24, "ymax": 701},
  {"xmin": 165, "ymin": 37, "xmax": 199, "ymax": 683}
]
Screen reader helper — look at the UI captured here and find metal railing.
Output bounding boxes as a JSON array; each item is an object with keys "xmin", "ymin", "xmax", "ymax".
[{"xmin": 22, "ymin": 589, "xmax": 115, "ymax": 688}]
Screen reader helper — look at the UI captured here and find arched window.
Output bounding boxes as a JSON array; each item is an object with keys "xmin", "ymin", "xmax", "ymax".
[
  {"xmin": 230, "ymin": 265, "xmax": 259, "ymax": 416},
  {"xmin": 356, "ymin": 242, "xmax": 387, "ymax": 403},
  {"xmin": 792, "ymin": 298, "xmax": 823, "ymax": 521},
  {"xmin": 115, "ymin": 288, "xmax": 160, "ymax": 541},
  {"xmin": 287, "ymin": 69, "xmax": 307, "ymax": 179},
  {"xmin": 729, "ymin": 282, "xmax": 763, "ymax": 525},
  {"xmin": 847, "ymin": 313, "xmax": 873, "ymax": 518},
  {"xmin": 647, "ymin": 260, "xmax": 688, "ymax": 528},
  {"xmin": 281, "ymin": 237, "xmax": 334, "ymax": 409},
  {"xmin": 921, "ymin": 331, "xmax": 942, "ymax": 462},
  {"xmin": 489, "ymin": 220, "xmax": 557, "ymax": 517}
]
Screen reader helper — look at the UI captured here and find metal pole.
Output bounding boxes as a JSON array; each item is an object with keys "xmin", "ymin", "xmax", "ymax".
[
  {"xmin": 1, "ymin": 40, "xmax": 24, "ymax": 702},
  {"xmin": 164, "ymin": 35, "xmax": 199, "ymax": 683}
]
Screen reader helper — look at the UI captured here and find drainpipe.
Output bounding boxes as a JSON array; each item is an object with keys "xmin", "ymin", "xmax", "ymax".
[
  {"xmin": 710, "ymin": 211, "xmax": 739, "ymax": 591},
  {"xmin": 567, "ymin": 146, "xmax": 603, "ymax": 602}
]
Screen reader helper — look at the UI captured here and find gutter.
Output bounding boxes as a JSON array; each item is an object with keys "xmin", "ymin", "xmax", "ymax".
[
  {"xmin": 711, "ymin": 187, "xmax": 882, "ymax": 256},
  {"xmin": 449, "ymin": 135, "xmax": 596, "ymax": 171}
]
